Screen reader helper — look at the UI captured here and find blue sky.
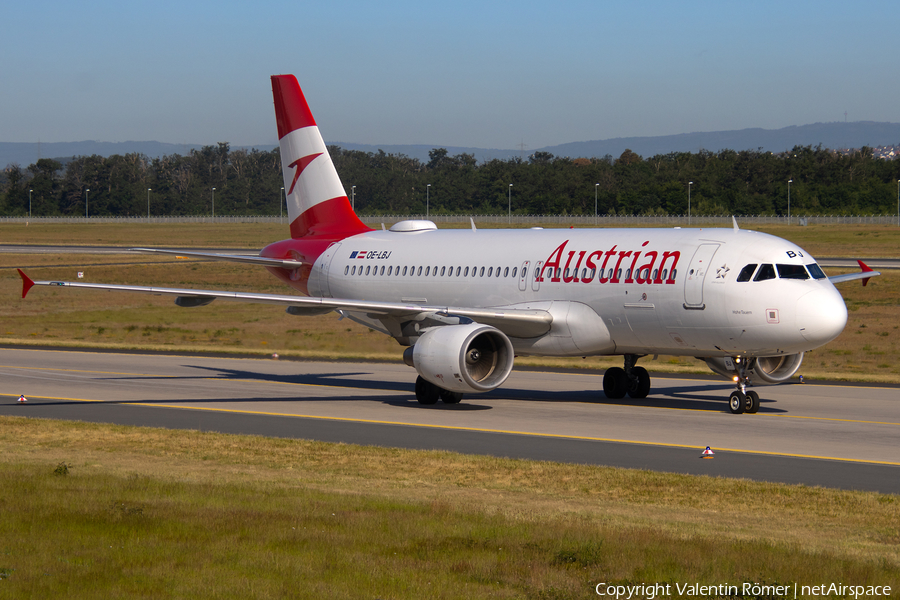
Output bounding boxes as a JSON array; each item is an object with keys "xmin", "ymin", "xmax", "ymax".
[{"xmin": 2, "ymin": 0, "xmax": 898, "ymax": 149}]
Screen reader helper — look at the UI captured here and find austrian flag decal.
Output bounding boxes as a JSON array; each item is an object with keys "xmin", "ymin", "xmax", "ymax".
[{"xmin": 350, "ymin": 250, "xmax": 392, "ymax": 260}]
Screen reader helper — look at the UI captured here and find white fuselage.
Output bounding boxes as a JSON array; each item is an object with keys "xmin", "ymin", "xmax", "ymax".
[{"xmin": 307, "ymin": 225, "xmax": 848, "ymax": 359}]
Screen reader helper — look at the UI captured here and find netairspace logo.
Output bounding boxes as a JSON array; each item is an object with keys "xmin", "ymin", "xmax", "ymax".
[{"xmin": 594, "ymin": 582, "xmax": 893, "ymax": 599}]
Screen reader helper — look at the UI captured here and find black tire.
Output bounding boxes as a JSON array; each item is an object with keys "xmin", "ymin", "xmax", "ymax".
[
  {"xmin": 603, "ymin": 367, "xmax": 628, "ymax": 399},
  {"xmin": 627, "ymin": 366, "xmax": 651, "ymax": 399},
  {"xmin": 440, "ymin": 389, "xmax": 463, "ymax": 404},
  {"xmin": 729, "ymin": 391, "xmax": 746, "ymax": 414},
  {"xmin": 415, "ymin": 376, "xmax": 440, "ymax": 405},
  {"xmin": 745, "ymin": 390, "xmax": 760, "ymax": 414}
]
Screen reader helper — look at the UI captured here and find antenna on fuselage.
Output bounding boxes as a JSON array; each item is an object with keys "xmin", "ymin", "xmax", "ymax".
[{"xmin": 732, "ymin": 216, "xmax": 740, "ymax": 232}]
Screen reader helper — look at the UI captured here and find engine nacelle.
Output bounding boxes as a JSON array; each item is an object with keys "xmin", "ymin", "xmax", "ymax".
[
  {"xmin": 704, "ymin": 353, "xmax": 804, "ymax": 385},
  {"xmin": 403, "ymin": 324, "xmax": 515, "ymax": 393}
]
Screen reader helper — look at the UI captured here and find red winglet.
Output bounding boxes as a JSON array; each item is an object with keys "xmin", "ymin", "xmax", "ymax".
[
  {"xmin": 857, "ymin": 260, "xmax": 873, "ymax": 287},
  {"xmin": 17, "ymin": 269, "xmax": 35, "ymax": 298}
]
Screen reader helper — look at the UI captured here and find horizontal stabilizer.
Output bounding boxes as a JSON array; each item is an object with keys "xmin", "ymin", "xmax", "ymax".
[{"xmin": 131, "ymin": 247, "xmax": 304, "ymax": 269}]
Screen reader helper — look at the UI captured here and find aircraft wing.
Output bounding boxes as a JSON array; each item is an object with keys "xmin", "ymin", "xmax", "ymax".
[
  {"xmin": 16, "ymin": 270, "xmax": 552, "ymax": 338},
  {"xmin": 828, "ymin": 260, "xmax": 881, "ymax": 286},
  {"xmin": 131, "ymin": 247, "xmax": 305, "ymax": 269}
]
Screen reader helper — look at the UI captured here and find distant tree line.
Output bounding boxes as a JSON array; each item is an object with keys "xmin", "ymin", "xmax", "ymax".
[{"xmin": 2, "ymin": 143, "xmax": 899, "ymax": 217}]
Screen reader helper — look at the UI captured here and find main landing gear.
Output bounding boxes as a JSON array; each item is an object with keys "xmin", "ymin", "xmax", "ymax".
[
  {"xmin": 414, "ymin": 376, "xmax": 463, "ymax": 405},
  {"xmin": 727, "ymin": 357, "xmax": 760, "ymax": 414},
  {"xmin": 603, "ymin": 354, "xmax": 651, "ymax": 399}
]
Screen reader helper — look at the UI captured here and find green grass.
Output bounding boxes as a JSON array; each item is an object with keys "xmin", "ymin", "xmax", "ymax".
[{"xmin": 1, "ymin": 416, "xmax": 898, "ymax": 599}]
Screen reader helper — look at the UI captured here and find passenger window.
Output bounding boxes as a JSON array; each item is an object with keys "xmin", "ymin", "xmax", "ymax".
[
  {"xmin": 616, "ymin": 268, "xmax": 622, "ymax": 280},
  {"xmin": 807, "ymin": 264, "xmax": 826, "ymax": 280},
  {"xmin": 512, "ymin": 267, "xmax": 517, "ymax": 278},
  {"xmin": 440, "ymin": 266, "xmax": 446, "ymax": 276},
  {"xmin": 754, "ymin": 264, "xmax": 776, "ymax": 281},
  {"xmin": 344, "ymin": 266, "xmax": 349, "ymax": 275},
  {"xmin": 425, "ymin": 267, "xmax": 430, "ymax": 276},
  {"xmin": 417, "ymin": 266, "xmax": 422, "ymax": 276},
  {"xmin": 625, "ymin": 268, "xmax": 631, "ymax": 280},
  {"xmin": 455, "ymin": 267, "xmax": 461, "ymax": 276},
  {"xmin": 504, "ymin": 267, "xmax": 509, "ymax": 277},
  {"xmin": 736, "ymin": 264, "xmax": 757, "ymax": 282},
  {"xmin": 480, "ymin": 267, "xmax": 485, "ymax": 277},
  {"xmin": 464, "ymin": 267, "xmax": 469, "ymax": 277},
  {"xmin": 351, "ymin": 266, "xmax": 356, "ymax": 276},
  {"xmin": 488, "ymin": 267, "xmax": 493, "ymax": 277},
  {"xmin": 365, "ymin": 266, "xmax": 371, "ymax": 276},
  {"xmin": 777, "ymin": 264, "xmax": 809, "ymax": 280},
  {"xmin": 652, "ymin": 268, "xmax": 658, "ymax": 281},
  {"xmin": 671, "ymin": 268, "xmax": 677, "ymax": 281}
]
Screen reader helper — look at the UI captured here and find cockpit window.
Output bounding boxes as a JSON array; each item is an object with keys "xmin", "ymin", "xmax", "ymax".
[
  {"xmin": 736, "ymin": 264, "xmax": 757, "ymax": 282},
  {"xmin": 776, "ymin": 264, "xmax": 810, "ymax": 280},
  {"xmin": 806, "ymin": 263, "xmax": 827, "ymax": 280},
  {"xmin": 753, "ymin": 264, "xmax": 776, "ymax": 281}
]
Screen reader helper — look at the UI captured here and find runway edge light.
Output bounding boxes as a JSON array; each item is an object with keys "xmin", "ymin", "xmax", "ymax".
[{"xmin": 701, "ymin": 446, "xmax": 714, "ymax": 458}]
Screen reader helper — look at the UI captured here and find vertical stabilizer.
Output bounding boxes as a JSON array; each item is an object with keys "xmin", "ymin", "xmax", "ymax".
[{"xmin": 271, "ymin": 75, "xmax": 371, "ymax": 240}]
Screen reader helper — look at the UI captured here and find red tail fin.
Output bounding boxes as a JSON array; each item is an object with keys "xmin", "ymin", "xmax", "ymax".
[{"xmin": 271, "ymin": 75, "xmax": 371, "ymax": 240}]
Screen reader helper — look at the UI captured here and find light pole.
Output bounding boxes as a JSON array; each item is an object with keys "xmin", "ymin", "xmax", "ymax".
[
  {"xmin": 85, "ymin": 189, "xmax": 89, "ymax": 218},
  {"xmin": 211, "ymin": 187, "xmax": 215, "ymax": 218},
  {"xmin": 29, "ymin": 189, "xmax": 32, "ymax": 218},
  {"xmin": 281, "ymin": 187, "xmax": 284, "ymax": 221},
  {"xmin": 688, "ymin": 182, "xmax": 692, "ymax": 226},
  {"xmin": 426, "ymin": 184, "xmax": 431, "ymax": 218},
  {"xmin": 508, "ymin": 184, "xmax": 513, "ymax": 224},
  {"xmin": 351, "ymin": 185, "xmax": 355, "ymax": 211},
  {"xmin": 594, "ymin": 183, "xmax": 599, "ymax": 224},
  {"xmin": 147, "ymin": 188, "xmax": 151, "ymax": 218},
  {"xmin": 788, "ymin": 179, "xmax": 792, "ymax": 225}
]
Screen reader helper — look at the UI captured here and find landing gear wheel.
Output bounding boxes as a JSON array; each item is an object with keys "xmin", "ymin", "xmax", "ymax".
[
  {"xmin": 729, "ymin": 391, "xmax": 746, "ymax": 414},
  {"xmin": 603, "ymin": 367, "xmax": 628, "ymax": 399},
  {"xmin": 745, "ymin": 390, "xmax": 760, "ymax": 414},
  {"xmin": 627, "ymin": 366, "xmax": 651, "ymax": 399},
  {"xmin": 440, "ymin": 389, "xmax": 463, "ymax": 404},
  {"xmin": 414, "ymin": 376, "xmax": 440, "ymax": 405}
]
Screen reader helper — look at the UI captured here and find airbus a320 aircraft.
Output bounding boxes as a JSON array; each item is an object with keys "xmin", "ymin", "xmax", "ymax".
[{"xmin": 18, "ymin": 74, "xmax": 881, "ymax": 414}]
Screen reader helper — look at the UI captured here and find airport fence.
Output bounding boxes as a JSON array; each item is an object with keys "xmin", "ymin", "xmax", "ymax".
[{"xmin": 0, "ymin": 214, "xmax": 898, "ymax": 226}]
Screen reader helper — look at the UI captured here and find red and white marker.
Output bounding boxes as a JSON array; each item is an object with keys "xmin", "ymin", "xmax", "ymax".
[
  {"xmin": 18, "ymin": 395, "xmax": 27, "ymax": 403},
  {"xmin": 701, "ymin": 446, "xmax": 714, "ymax": 458}
]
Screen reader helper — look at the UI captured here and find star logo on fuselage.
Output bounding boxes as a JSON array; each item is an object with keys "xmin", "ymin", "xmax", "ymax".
[{"xmin": 716, "ymin": 264, "xmax": 730, "ymax": 279}]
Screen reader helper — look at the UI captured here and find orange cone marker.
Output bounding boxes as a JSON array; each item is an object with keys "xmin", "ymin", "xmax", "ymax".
[
  {"xmin": 18, "ymin": 395, "xmax": 27, "ymax": 403},
  {"xmin": 701, "ymin": 446, "xmax": 714, "ymax": 458}
]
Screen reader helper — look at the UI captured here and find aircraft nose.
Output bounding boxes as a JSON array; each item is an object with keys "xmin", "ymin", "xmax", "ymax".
[{"xmin": 796, "ymin": 287, "xmax": 848, "ymax": 346}]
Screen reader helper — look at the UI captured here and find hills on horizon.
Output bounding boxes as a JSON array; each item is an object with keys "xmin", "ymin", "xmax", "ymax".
[{"xmin": 3, "ymin": 121, "xmax": 899, "ymax": 168}]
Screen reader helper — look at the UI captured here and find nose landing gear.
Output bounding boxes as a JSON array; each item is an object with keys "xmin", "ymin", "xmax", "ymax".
[{"xmin": 728, "ymin": 357, "xmax": 760, "ymax": 414}]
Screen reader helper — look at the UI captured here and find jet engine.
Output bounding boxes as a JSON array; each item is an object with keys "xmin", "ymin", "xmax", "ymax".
[
  {"xmin": 704, "ymin": 353, "xmax": 804, "ymax": 385},
  {"xmin": 403, "ymin": 323, "xmax": 515, "ymax": 394}
]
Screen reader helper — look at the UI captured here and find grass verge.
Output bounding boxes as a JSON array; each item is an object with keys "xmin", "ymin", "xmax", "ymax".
[{"xmin": 1, "ymin": 416, "xmax": 898, "ymax": 599}]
